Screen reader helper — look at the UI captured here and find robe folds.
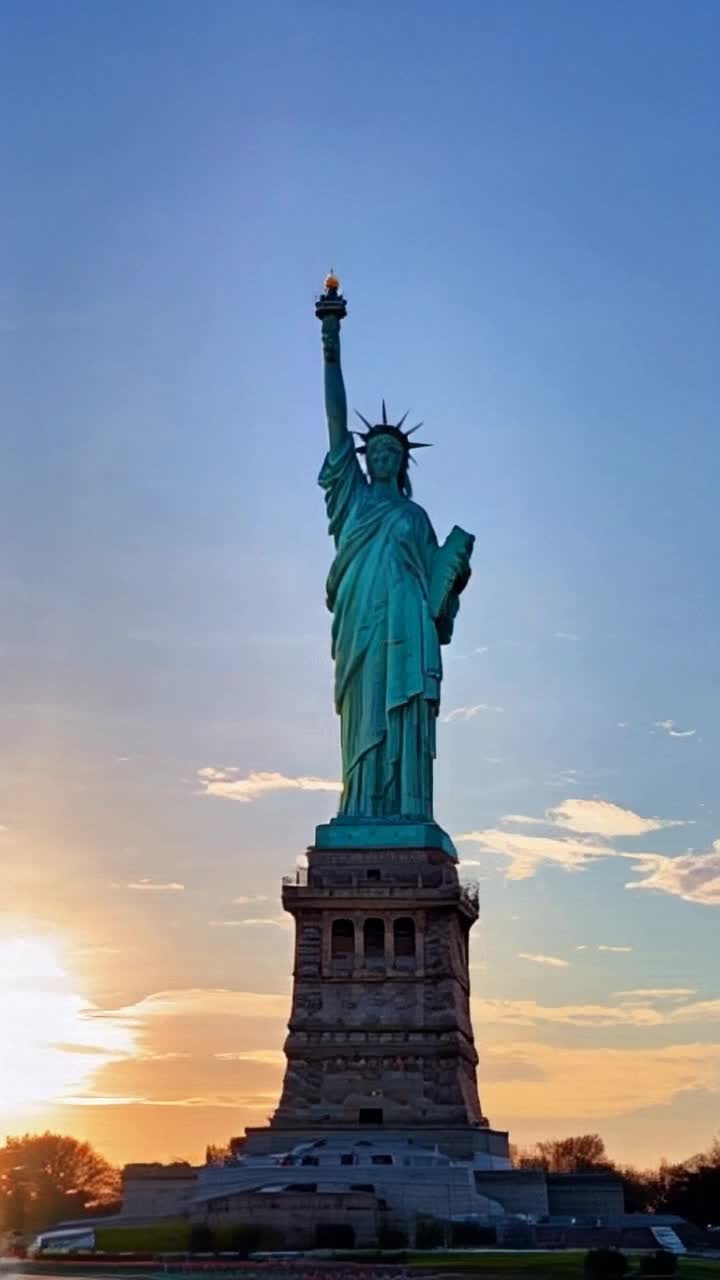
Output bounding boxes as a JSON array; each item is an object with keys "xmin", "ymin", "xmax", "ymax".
[{"xmin": 320, "ymin": 437, "xmax": 471, "ymax": 820}]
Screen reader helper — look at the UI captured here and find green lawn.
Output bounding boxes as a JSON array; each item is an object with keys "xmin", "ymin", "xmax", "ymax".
[
  {"xmin": 95, "ymin": 1218, "xmax": 190, "ymax": 1251},
  {"xmin": 409, "ymin": 1253, "xmax": 720, "ymax": 1278}
]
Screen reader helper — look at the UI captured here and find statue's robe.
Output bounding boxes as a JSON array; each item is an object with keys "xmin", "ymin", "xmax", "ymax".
[{"xmin": 320, "ymin": 438, "xmax": 470, "ymax": 820}]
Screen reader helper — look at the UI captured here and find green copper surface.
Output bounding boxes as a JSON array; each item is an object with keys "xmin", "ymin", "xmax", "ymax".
[
  {"xmin": 314, "ymin": 818, "xmax": 457, "ymax": 859},
  {"xmin": 316, "ymin": 284, "xmax": 474, "ymax": 828}
]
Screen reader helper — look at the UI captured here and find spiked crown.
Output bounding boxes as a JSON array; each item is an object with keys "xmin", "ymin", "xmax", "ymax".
[{"xmin": 353, "ymin": 400, "xmax": 431, "ymax": 463}]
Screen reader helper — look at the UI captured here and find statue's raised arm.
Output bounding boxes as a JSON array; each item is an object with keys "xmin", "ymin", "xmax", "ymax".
[{"xmin": 315, "ymin": 273, "xmax": 348, "ymax": 453}]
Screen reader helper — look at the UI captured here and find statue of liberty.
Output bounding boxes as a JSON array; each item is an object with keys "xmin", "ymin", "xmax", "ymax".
[{"xmin": 316, "ymin": 275, "xmax": 474, "ymax": 832}]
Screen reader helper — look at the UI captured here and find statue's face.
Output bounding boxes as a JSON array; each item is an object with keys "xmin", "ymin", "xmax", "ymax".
[{"xmin": 366, "ymin": 435, "xmax": 404, "ymax": 483}]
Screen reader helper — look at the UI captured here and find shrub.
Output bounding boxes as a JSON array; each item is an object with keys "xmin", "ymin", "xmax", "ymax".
[
  {"xmin": 639, "ymin": 1251, "xmax": 678, "ymax": 1277},
  {"xmin": 227, "ymin": 1224, "xmax": 263, "ymax": 1256},
  {"xmin": 188, "ymin": 1221, "xmax": 215, "ymax": 1253},
  {"xmin": 377, "ymin": 1224, "xmax": 408, "ymax": 1248},
  {"xmin": 584, "ymin": 1247, "xmax": 629, "ymax": 1279},
  {"xmin": 451, "ymin": 1221, "xmax": 497, "ymax": 1246},
  {"xmin": 415, "ymin": 1215, "xmax": 446, "ymax": 1248}
]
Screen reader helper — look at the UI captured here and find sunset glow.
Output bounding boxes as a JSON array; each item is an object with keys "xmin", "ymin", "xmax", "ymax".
[{"xmin": 0, "ymin": 936, "xmax": 135, "ymax": 1117}]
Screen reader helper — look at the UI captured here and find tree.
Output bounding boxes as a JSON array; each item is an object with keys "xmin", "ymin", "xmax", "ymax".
[
  {"xmin": 515, "ymin": 1133, "xmax": 613, "ymax": 1173},
  {"xmin": 617, "ymin": 1165, "xmax": 662, "ymax": 1214},
  {"xmin": 0, "ymin": 1133, "xmax": 120, "ymax": 1233},
  {"xmin": 204, "ymin": 1144, "xmax": 230, "ymax": 1166},
  {"xmin": 655, "ymin": 1144, "xmax": 720, "ymax": 1227}
]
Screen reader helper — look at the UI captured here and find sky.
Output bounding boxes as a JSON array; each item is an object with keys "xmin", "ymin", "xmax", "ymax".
[{"xmin": 1, "ymin": 0, "xmax": 719, "ymax": 1172}]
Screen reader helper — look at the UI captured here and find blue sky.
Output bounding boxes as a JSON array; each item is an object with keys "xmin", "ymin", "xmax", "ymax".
[{"xmin": 2, "ymin": 0, "xmax": 719, "ymax": 1168}]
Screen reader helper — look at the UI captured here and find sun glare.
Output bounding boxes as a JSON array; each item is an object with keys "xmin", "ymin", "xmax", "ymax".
[{"xmin": 0, "ymin": 935, "xmax": 136, "ymax": 1121}]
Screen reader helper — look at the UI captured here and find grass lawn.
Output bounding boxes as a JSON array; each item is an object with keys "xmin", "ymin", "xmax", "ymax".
[{"xmin": 408, "ymin": 1252, "xmax": 720, "ymax": 1278}]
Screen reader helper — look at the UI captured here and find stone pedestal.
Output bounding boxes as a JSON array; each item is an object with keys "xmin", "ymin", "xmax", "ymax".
[{"xmin": 247, "ymin": 835, "xmax": 508, "ymax": 1163}]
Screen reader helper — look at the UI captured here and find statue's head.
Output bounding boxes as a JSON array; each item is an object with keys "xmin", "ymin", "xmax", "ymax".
[
  {"xmin": 366, "ymin": 432, "xmax": 407, "ymax": 489},
  {"xmin": 355, "ymin": 402, "xmax": 430, "ymax": 499}
]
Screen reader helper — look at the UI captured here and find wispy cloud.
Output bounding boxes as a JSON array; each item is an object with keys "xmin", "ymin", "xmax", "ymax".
[
  {"xmin": 459, "ymin": 824, "xmax": 720, "ymax": 904},
  {"xmin": 482, "ymin": 1040, "xmax": 720, "ymax": 1120},
  {"xmin": 232, "ymin": 895, "xmax": 268, "ymax": 905},
  {"xmin": 554, "ymin": 631, "xmax": 578, "ymax": 641},
  {"xmin": 457, "ymin": 796, "xmax": 716, "ymax": 904},
  {"xmin": 597, "ymin": 944, "xmax": 633, "ymax": 953},
  {"xmin": 197, "ymin": 767, "xmax": 342, "ymax": 803},
  {"xmin": 238, "ymin": 918, "xmax": 289, "ymax": 929},
  {"xmin": 654, "ymin": 719, "xmax": 697, "ymax": 739},
  {"xmin": 615, "ymin": 988, "xmax": 697, "ymax": 1001},
  {"xmin": 214, "ymin": 1050, "xmax": 285, "ymax": 1065},
  {"xmin": 108, "ymin": 988, "xmax": 289, "ymax": 1021},
  {"xmin": 457, "ymin": 827, "xmax": 612, "ymax": 880},
  {"xmin": 503, "ymin": 798, "xmax": 688, "ymax": 838},
  {"xmin": 125, "ymin": 878, "xmax": 185, "ymax": 892},
  {"xmin": 443, "ymin": 703, "xmax": 504, "ymax": 723},
  {"xmin": 209, "ymin": 917, "xmax": 288, "ymax": 929},
  {"xmin": 473, "ymin": 993, "xmax": 720, "ymax": 1029},
  {"xmin": 517, "ymin": 952, "xmax": 569, "ymax": 968},
  {"xmin": 625, "ymin": 844, "xmax": 720, "ymax": 906}
]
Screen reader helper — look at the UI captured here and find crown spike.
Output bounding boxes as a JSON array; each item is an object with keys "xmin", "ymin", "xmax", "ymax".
[
  {"xmin": 396, "ymin": 410, "xmax": 410, "ymax": 429},
  {"xmin": 353, "ymin": 409, "xmax": 373, "ymax": 430},
  {"xmin": 406, "ymin": 422, "xmax": 424, "ymax": 436},
  {"xmin": 381, "ymin": 399, "xmax": 388, "ymax": 425},
  {"xmin": 408, "ymin": 441, "xmax": 432, "ymax": 450}
]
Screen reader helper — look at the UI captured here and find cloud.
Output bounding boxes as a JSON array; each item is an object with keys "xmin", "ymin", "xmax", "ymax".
[
  {"xmin": 238, "ymin": 918, "xmax": 289, "ymax": 929},
  {"xmin": 214, "ymin": 1050, "xmax": 285, "ymax": 1066},
  {"xmin": 232, "ymin": 895, "xmax": 268, "ymax": 905},
  {"xmin": 481, "ymin": 1040, "xmax": 720, "ymax": 1120},
  {"xmin": 654, "ymin": 720, "xmax": 697, "ymax": 739},
  {"xmin": 197, "ymin": 768, "xmax": 342, "ymax": 803},
  {"xmin": 474, "ymin": 997, "xmax": 662, "ymax": 1028},
  {"xmin": 624, "ymin": 844, "xmax": 720, "ymax": 906},
  {"xmin": 615, "ymin": 988, "xmax": 697, "ymax": 1001},
  {"xmin": 517, "ymin": 952, "xmax": 569, "ymax": 968},
  {"xmin": 108, "ymin": 988, "xmax": 289, "ymax": 1021},
  {"xmin": 459, "ymin": 798, "xmax": 713, "ymax": 905},
  {"xmin": 125, "ymin": 878, "xmax": 185, "ymax": 892},
  {"xmin": 597, "ymin": 944, "xmax": 633, "ymax": 953},
  {"xmin": 209, "ymin": 918, "xmax": 289, "ymax": 929},
  {"xmin": 473, "ymin": 993, "xmax": 720, "ymax": 1030},
  {"xmin": 544, "ymin": 798, "xmax": 686, "ymax": 838},
  {"xmin": 457, "ymin": 827, "xmax": 612, "ymax": 880},
  {"xmin": 443, "ymin": 704, "xmax": 504, "ymax": 723},
  {"xmin": 460, "ymin": 824, "xmax": 720, "ymax": 903},
  {"xmin": 554, "ymin": 631, "xmax": 578, "ymax": 641},
  {"xmin": 66, "ymin": 1092, "xmax": 280, "ymax": 1110},
  {"xmin": 60, "ymin": 987, "xmax": 291, "ymax": 1112}
]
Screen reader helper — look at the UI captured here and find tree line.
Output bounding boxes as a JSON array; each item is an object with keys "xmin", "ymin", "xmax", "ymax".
[{"xmin": 512, "ymin": 1132, "xmax": 720, "ymax": 1227}]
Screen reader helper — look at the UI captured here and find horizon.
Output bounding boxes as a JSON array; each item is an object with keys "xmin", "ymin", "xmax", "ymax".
[{"xmin": 2, "ymin": 0, "xmax": 719, "ymax": 1172}]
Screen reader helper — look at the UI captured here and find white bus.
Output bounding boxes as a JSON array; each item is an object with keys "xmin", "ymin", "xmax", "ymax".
[{"xmin": 28, "ymin": 1227, "xmax": 96, "ymax": 1255}]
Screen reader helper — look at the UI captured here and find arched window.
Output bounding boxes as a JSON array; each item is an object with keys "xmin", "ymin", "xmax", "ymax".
[
  {"xmin": 393, "ymin": 917, "xmax": 416, "ymax": 959},
  {"xmin": 363, "ymin": 918, "xmax": 385, "ymax": 960},
  {"xmin": 331, "ymin": 918, "xmax": 355, "ymax": 958}
]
